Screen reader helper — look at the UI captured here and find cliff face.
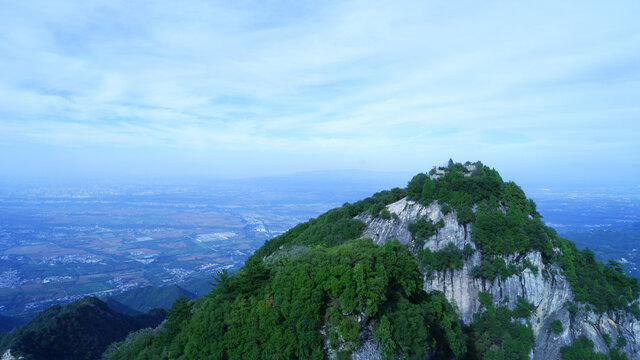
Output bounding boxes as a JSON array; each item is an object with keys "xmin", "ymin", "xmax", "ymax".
[{"xmin": 358, "ymin": 197, "xmax": 640, "ymax": 360}]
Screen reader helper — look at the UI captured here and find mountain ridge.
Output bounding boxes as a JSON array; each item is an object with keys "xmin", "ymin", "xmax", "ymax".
[{"xmin": 104, "ymin": 161, "xmax": 640, "ymax": 360}]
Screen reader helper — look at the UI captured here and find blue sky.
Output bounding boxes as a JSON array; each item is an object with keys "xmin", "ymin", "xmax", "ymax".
[{"xmin": 1, "ymin": 1, "xmax": 639, "ymax": 186}]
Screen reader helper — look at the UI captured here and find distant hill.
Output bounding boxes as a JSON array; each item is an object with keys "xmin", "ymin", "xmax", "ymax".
[
  {"xmin": 103, "ymin": 284, "xmax": 196, "ymax": 315},
  {"xmin": 0, "ymin": 297, "xmax": 165, "ymax": 360},
  {"xmin": 177, "ymin": 273, "xmax": 219, "ymax": 297},
  {"xmin": 563, "ymin": 224, "xmax": 640, "ymax": 280},
  {"xmin": 0, "ymin": 315, "xmax": 23, "ymax": 333}
]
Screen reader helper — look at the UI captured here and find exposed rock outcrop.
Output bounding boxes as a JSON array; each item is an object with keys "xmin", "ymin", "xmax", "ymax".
[
  {"xmin": 350, "ymin": 325, "xmax": 382, "ymax": 360},
  {"xmin": 1, "ymin": 350, "xmax": 18, "ymax": 360},
  {"xmin": 357, "ymin": 197, "xmax": 640, "ymax": 360},
  {"xmin": 324, "ymin": 317, "xmax": 382, "ymax": 360}
]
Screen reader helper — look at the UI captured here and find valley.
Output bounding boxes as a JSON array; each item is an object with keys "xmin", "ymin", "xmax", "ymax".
[{"xmin": 0, "ymin": 173, "xmax": 407, "ymax": 321}]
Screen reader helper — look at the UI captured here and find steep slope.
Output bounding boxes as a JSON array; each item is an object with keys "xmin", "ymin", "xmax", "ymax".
[
  {"xmin": 103, "ymin": 161, "xmax": 640, "ymax": 360},
  {"xmin": 360, "ymin": 197, "xmax": 640, "ymax": 359},
  {"xmin": 358, "ymin": 162, "xmax": 640, "ymax": 360},
  {"xmin": 0, "ymin": 297, "xmax": 165, "ymax": 360},
  {"xmin": 104, "ymin": 239, "xmax": 466, "ymax": 359}
]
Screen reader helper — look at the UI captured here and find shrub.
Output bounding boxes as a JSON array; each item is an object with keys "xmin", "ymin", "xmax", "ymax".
[
  {"xmin": 408, "ymin": 217, "xmax": 436, "ymax": 249},
  {"xmin": 549, "ymin": 319, "xmax": 563, "ymax": 334},
  {"xmin": 421, "ymin": 242, "xmax": 473, "ymax": 271}
]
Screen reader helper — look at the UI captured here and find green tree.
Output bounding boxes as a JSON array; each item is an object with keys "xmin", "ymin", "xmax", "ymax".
[
  {"xmin": 375, "ymin": 316, "xmax": 396, "ymax": 360},
  {"xmin": 549, "ymin": 320, "xmax": 563, "ymax": 334}
]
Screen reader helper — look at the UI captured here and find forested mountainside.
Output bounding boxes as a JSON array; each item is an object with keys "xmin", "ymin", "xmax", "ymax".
[
  {"xmin": 6, "ymin": 161, "xmax": 640, "ymax": 360},
  {"xmin": 103, "ymin": 161, "xmax": 640, "ymax": 360},
  {"xmin": 0, "ymin": 297, "xmax": 165, "ymax": 360}
]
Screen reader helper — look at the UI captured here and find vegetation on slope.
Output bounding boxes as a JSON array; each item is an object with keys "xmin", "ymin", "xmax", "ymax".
[
  {"xmin": 104, "ymin": 239, "xmax": 466, "ymax": 360},
  {"xmin": 408, "ymin": 161, "xmax": 639, "ymax": 314},
  {"xmin": 422, "ymin": 242, "xmax": 474, "ymax": 272},
  {"xmin": 0, "ymin": 296, "xmax": 165, "ymax": 360},
  {"xmin": 83, "ymin": 161, "xmax": 640, "ymax": 358},
  {"xmin": 465, "ymin": 292, "xmax": 535, "ymax": 360},
  {"xmin": 555, "ymin": 236, "xmax": 640, "ymax": 314},
  {"xmin": 407, "ymin": 161, "xmax": 505, "ymax": 225},
  {"xmin": 407, "ymin": 162, "xmax": 552, "ymax": 258},
  {"xmin": 408, "ymin": 216, "xmax": 443, "ymax": 250},
  {"xmin": 560, "ymin": 335, "xmax": 628, "ymax": 360},
  {"xmin": 252, "ymin": 187, "xmax": 406, "ymax": 260}
]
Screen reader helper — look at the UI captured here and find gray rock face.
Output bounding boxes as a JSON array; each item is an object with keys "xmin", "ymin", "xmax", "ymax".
[
  {"xmin": 1, "ymin": 350, "xmax": 18, "ymax": 360},
  {"xmin": 324, "ymin": 317, "xmax": 382, "ymax": 360},
  {"xmin": 357, "ymin": 198, "xmax": 437, "ymax": 246},
  {"xmin": 350, "ymin": 325, "xmax": 382, "ymax": 360},
  {"xmin": 357, "ymin": 197, "xmax": 640, "ymax": 360}
]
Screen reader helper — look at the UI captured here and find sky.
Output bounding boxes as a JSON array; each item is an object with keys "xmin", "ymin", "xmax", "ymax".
[{"xmin": 1, "ymin": 0, "xmax": 639, "ymax": 187}]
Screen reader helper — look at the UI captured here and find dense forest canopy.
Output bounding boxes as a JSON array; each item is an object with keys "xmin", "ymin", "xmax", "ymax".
[{"xmin": 104, "ymin": 239, "xmax": 466, "ymax": 359}]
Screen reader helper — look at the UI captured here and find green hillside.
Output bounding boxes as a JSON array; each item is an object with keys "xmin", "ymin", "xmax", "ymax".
[
  {"xmin": 104, "ymin": 239, "xmax": 465, "ymax": 360},
  {"xmin": 0, "ymin": 297, "xmax": 165, "ymax": 360}
]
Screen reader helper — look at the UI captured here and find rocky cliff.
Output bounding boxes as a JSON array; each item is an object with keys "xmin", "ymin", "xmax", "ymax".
[
  {"xmin": 358, "ymin": 197, "xmax": 640, "ymax": 360},
  {"xmin": 100, "ymin": 161, "xmax": 640, "ymax": 360}
]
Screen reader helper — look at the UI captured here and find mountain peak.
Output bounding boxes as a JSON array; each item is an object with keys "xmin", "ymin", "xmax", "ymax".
[{"xmin": 78, "ymin": 162, "xmax": 640, "ymax": 359}]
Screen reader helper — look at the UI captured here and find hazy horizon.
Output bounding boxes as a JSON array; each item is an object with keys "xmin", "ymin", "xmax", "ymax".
[{"xmin": 1, "ymin": 167, "xmax": 639, "ymax": 198}]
